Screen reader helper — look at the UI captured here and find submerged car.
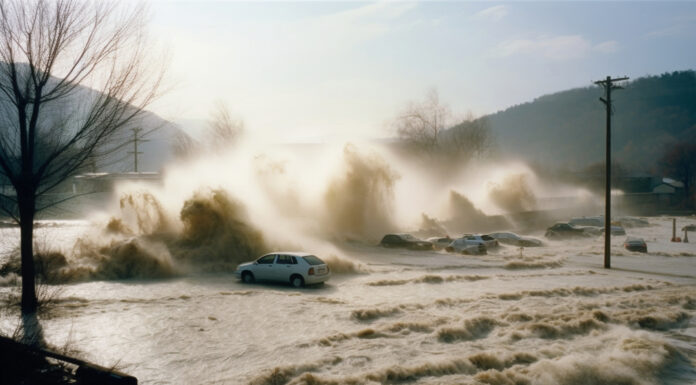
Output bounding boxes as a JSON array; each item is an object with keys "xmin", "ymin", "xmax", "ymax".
[
  {"xmin": 545, "ymin": 223, "xmax": 595, "ymax": 239},
  {"xmin": 600, "ymin": 225, "xmax": 627, "ymax": 236},
  {"xmin": 486, "ymin": 232, "xmax": 543, "ymax": 247},
  {"xmin": 445, "ymin": 237, "xmax": 487, "ymax": 255},
  {"xmin": 617, "ymin": 217, "xmax": 650, "ymax": 228},
  {"xmin": 459, "ymin": 234, "xmax": 499, "ymax": 249},
  {"xmin": 427, "ymin": 236, "xmax": 454, "ymax": 250},
  {"xmin": 380, "ymin": 234, "xmax": 432, "ymax": 250},
  {"xmin": 235, "ymin": 252, "xmax": 330, "ymax": 287},
  {"xmin": 624, "ymin": 237, "xmax": 647, "ymax": 253},
  {"xmin": 569, "ymin": 216, "xmax": 604, "ymax": 227}
]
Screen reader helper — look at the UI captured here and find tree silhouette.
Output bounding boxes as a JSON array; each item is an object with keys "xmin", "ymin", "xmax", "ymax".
[
  {"xmin": 393, "ymin": 89, "xmax": 492, "ymax": 166},
  {"xmin": 0, "ymin": 0, "xmax": 164, "ymax": 315}
]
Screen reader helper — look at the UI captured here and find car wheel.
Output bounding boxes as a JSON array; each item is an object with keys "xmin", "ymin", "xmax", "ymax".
[
  {"xmin": 290, "ymin": 275, "xmax": 305, "ymax": 288},
  {"xmin": 241, "ymin": 271, "xmax": 254, "ymax": 284}
]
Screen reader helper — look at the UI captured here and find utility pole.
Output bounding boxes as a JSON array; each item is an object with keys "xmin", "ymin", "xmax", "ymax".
[
  {"xmin": 127, "ymin": 127, "xmax": 148, "ymax": 173},
  {"xmin": 594, "ymin": 76, "xmax": 629, "ymax": 269}
]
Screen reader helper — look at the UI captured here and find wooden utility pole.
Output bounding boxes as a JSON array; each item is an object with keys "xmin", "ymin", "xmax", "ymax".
[
  {"xmin": 594, "ymin": 76, "xmax": 629, "ymax": 269},
  {"xmin": 128, "ymin": 127, "xmax": 148, "ymax": 172}
]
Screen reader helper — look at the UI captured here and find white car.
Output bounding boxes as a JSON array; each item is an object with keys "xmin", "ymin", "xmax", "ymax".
[
  {"xmin": 426, "ymin": 236, "xmax": 454, "ymax": 250},
  {"xmin": 445, "ymin": 238, "xmax": 487, "ymax": 255},
  {"xmin": 235, "ymin": 252, "xmax": 330, "ymax": 287},
  {"xmin": 459, "ymin": 234, "xmax": 499, "ymax": 249},
  {"xmin": 486, "ymin": 232, "xmax": 543, "ymax": 247}
]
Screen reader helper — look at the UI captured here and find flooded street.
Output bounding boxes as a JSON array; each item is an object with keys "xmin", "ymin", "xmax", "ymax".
[
  {"xmin": 1, "ymin": 217, "xmax": 695, "ymax": 384},
  {"xmin": 0, "ymin": 1, "xmax": 695, "ymax": 384}
]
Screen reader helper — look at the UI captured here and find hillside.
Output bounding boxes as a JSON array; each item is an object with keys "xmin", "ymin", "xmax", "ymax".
[
  {"xmin": 474, "ymin": 71, "xmax": 696, "ymax": 172},
  {"xmin": 0, "ymin": 62, "xmax": 184, "ymax": 174},
  {"xmin": 100, "ymin": 111, "xmax": 182, "ymax": 173}
]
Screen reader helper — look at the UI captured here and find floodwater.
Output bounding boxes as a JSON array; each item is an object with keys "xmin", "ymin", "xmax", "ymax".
[{"xmin": 1, "ymin": 217, "xmax": 695, "ymax": 385}]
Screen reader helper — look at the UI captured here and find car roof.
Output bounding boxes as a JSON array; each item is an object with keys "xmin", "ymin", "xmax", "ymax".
[{"xmin": 265, "ymin": 252, "xmax": 313, "ymax": 257}]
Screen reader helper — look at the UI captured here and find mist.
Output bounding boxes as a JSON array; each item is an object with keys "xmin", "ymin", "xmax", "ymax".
[{"xmin": 0, "ymin": 127, "xmax": 611, "ymax": 285}]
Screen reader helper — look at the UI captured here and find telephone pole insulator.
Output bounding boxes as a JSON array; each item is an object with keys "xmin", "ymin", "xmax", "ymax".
[{"xmin": 593, "ymin": 76, "xmax": 629, "ymax": 269}]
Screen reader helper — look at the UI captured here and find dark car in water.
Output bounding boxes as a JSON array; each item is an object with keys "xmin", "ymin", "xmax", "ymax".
[
  {"xmin": 545, "ymin": 223, "xmax": 595, "ymax": 239},
  {"xmin": 569, "ymin": 216, "xmax": 604, "ymax": 227},
  {"xmin": 380, "ymin": 234, "xmax": 432, "ymax": 250},
  {"xmin": 599, "ymin": 225, "xmax": 627, "ymax": 236},
  {"xmin": 624, "ymin": 237, "xmax": 647, "ymax": 253}
]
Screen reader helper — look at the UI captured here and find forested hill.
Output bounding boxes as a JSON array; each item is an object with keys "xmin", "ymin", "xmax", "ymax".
[{"xmin": 482, "ymin": 70, "xmax": 696, "ymax": 171}]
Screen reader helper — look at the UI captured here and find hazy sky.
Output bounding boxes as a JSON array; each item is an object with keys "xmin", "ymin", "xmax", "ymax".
[{"xmin": 146, "ymin": 1, "xmax": 696, "ymax": 142}]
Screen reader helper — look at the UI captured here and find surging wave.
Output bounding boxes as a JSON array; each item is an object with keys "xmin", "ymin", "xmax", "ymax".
[
  {"xmin": 247, "ymin": 328, "xmax": 686, "ymax": 385},
  {"xmin": 322, "ymin": 144, "xmax": 399, "ymax": 242},
  {"xmin": 1, "ymin": 189, "xmax": 269, "ymax": 283}
]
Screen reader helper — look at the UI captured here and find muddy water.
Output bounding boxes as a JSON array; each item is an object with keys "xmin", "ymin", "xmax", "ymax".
[{"xmin": 1, "ymin": 217, "xmax": 695, "ymax": 385}]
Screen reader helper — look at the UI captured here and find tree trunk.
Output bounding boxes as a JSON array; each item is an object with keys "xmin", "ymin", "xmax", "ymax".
[{"xmin": 18, "ymin": 193, "xmax": 37, "ymax": 315}]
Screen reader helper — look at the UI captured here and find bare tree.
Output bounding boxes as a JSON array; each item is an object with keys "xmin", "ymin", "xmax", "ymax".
[
  {"xmin": 0, "ymin": 0, "xmax": 164, "ymax": 315},
  {"xmin": 393, "ymin": 89, "xmax": 449, "ymax": 155},
  {"xmin": 170, "ymin": 102, "xmax": 243, "ymax": 160},
  {"xmin": 393, "ymin": 90, "xmax": 493, "ymax": 165},
  {"xmin": 171, "ymin": 131, "xmax": 199, "ymax": 160},
  {"xmin": 206, "ymin": 101, "xmax": 243, "ymax": 150}
]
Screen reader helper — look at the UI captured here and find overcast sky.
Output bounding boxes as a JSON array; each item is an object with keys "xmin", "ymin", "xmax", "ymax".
[{"xmin": 146, "ymin": 1, "xmax": 696, "ymax": 142}]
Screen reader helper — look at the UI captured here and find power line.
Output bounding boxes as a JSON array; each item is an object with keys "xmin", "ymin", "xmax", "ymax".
[
  {"xmin": 127, "ymin": 127, "xmax": 149, "ymax": 173},
  {"xmin": 594, "ymin": 75, "xmax": 629, "ymax": 269}
]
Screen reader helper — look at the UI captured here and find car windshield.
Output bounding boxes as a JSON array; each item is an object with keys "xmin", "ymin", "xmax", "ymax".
[
  {"xmin": 302, "ymin": 255, "xmax": 325, "ymax": 265},
  {"xmin": 400, "ymin": 234, "xmax": 417, "ymax": 241}
]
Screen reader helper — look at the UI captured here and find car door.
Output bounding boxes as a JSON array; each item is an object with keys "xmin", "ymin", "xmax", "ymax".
[
  {"xmin": 453, "ymin": 239, "xmax": 468, "ymax": 252},
  {"xmin": 273, "ymin": 254, "xmax": 295, "ymax": 282},
  {"xmin": 254, "ymin": 254, "xmax": 276, "ymax": 281},
  {"xmin": 464, "ymin": 235, "xmax": 479, "ymax": 247}
]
